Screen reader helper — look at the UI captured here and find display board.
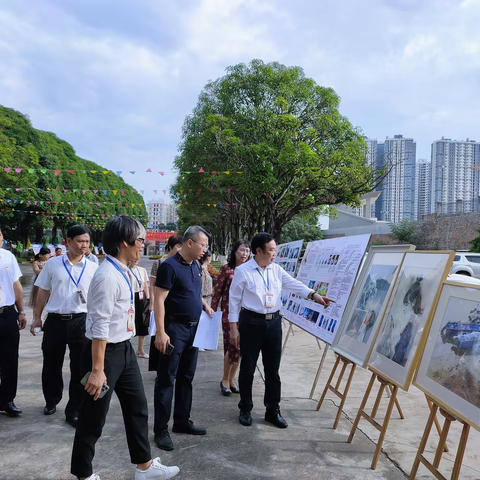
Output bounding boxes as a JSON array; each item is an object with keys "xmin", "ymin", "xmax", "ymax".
[
  {"xmin": 283, "ymin": 235, "xmax": 370, "ymax": 344},
  {"xmin": 414, "ymin": 281, "xmax": 480, "ymax": 432},
  {"xmin": 275, "ymin": 240, "xmax": 303, "ymax": 316},
  {"xmin": 368, "ymin": 251, "xmax": 454, "ymax": 390},
  {"xmin": 332, "ymin": 245, "xmax": 415, "ymax": 367}
]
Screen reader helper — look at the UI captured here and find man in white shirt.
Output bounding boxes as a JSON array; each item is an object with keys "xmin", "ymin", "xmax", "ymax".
[
  {"xmin": 85, "ymin": 249, "xmax": 99, "ymax": 265},
  {"xmin": 229, "ymin": 232, "xmax": 333, "ymax": 428},
  {"xmin": 31, "ymin": 225, "xmax": 97, "ymax": 427},
  {"xmin": 71, "ymin": 215, "xmax": 179, "ymax": 480},
  {"xmin": 0, "ymin": 227, "xmax": 27, "ymax": 417}
]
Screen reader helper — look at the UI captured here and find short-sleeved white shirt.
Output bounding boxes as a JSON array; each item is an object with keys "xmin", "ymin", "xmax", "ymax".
[
  {"xmin": 34, "ymin": 254, "xmax": 97, "ymax": 314},
  {"xmin": 0, "ymin": 248, "xmax": 22, "ymax": 307}
]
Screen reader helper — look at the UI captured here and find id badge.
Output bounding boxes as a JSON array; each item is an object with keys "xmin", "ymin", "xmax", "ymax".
[
  {"xmin": 139, "ymin": 290, "xmax": 144, "ymax": 300},
  {"xmin": 127, "ymin": 307, "xmax": 135, "ymax": 331},
  {"xmin": 266, "ymin": 293, "xmax": 275, "ymax": 308},
  {"xmin": 77, "ymin": 289, "xmax": 86, "ymax": 304}
]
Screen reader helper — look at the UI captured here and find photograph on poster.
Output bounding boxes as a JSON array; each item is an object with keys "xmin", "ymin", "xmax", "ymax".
[
  {"xmin": 332, "ymin": 245, "xmax": 414, "ymax": 367},
  {"xmin": 415, "ymin": 282, "xmax": 480, "ymax": 431},
  {"xmin": 368, "ymin": 251, "xmax": 454, "ymax": 389},
  {"xmin": 283, "ymin": 234, "xmax": 371, "ymax": 344}
]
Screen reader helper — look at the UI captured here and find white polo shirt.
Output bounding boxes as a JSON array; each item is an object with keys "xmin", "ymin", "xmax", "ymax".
[
  {"xmin": 35, "ymin": 254, "xmax": 98, "ymax": 314},
  {"xmin": 228, "ymin": 257, "xmax": 312, "ymax": 322},
  {"xmin": 0, "ymin": 248, "xmax": 22, "ymax": 308}
]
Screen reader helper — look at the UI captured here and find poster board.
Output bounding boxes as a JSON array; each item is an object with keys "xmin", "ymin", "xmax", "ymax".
[
  {"xmin": 275, "ymin": 239, "xmax": 303, "ymax": 315},
  {"xmin": 332, "ymin": 245, "xmax": 415, "ymax": 367},
  {"xmin": 414, "ymin": 281, "xmax": 480, "ymax": 432},
  {"xmin": 368, "ymin": 251, "xmax": 454, "ymax": 391},
  {"xmin": 283, "ymin": 235, "xmax": 370, "ymax": 344}
]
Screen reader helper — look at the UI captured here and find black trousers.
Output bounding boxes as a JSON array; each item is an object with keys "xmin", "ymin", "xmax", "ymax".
[
  {"xmin": 238, "ymin": 311, "xmax": 282, "ymax": 413},
  {"xmin": 71, "ymin": 340, "xmax": 151, "ymax": 478},
  {"xmin": 154, "ymin": 321, "xmax": 198, "ymax": 434},
  {"xmin": 0, "ymin": 306, "xmax": 20, "ymax": 405},
  {"xmin": 42, "ymin": 313, "xmax": 88, "ymax": 415}
]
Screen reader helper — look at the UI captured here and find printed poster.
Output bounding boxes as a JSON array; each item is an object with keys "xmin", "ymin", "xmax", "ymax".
[
  {"xmin": 283, "ymin": 235, "xmax": 370, "ymax": 344},
  {"xmin": 275, "ymin": 240, "xmax": 303, "ymax": 316}
]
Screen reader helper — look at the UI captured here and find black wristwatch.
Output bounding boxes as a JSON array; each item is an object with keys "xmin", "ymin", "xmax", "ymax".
[{"xmin": 307, "ymin": 291, "xmax": 316, "ymax": 300}]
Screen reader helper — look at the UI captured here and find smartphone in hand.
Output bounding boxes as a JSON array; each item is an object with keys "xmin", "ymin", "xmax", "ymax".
[
  {"xmin": 165, "ymin": 343, "xmax": 175, "ymax": 355},
  {"xmin": 80, "ymin": 371, "xmax": 110, "ymax": 398}
]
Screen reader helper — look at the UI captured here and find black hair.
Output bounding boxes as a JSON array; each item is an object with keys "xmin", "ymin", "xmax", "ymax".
[
  {"xmin": 183, "ymin": 225, "xmax": 210, "ymax": 243},
  {"xmin": 251, "ymin": 232, "xmax": 274, "ymax": 256},
  {"xmin": 102, "ymin": 215, "xmax": 146, "ymax": 257},
  {"xmin": 34, "ymin": 246, "xmax": 51, "ymax": 261},
  {"xmin": 227, "ymin": 239, "xmax": 251, "ymax": 269},
  {"xmin": 55, "ymin": 247, "xmax": 62, "ymax": 252},
  {"xmin": 67, "ymin": 225, "xmax": 91, "ymax": 239},
  {"xmin": 165, "ymin": 235, "xmax": 183, "ymax": 253},
  {"xmin": 200, "ymin": 249, "xmax": 212, "ymax": 266}
]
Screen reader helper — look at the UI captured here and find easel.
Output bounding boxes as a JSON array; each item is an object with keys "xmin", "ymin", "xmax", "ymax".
[
  {"xmin": 348, "ymin": 371, "xmax": 404, "ymax": 470},
  {"xmin": 280, "ymin": 318, "xmax": 329, "ymax": 399},
  {"xmin": 348, "ymin": 372, "xmax": 448, "ymax": 470},
  {"xmin": 318, "ymin": 356, "xmax": 403, "ymax": 429},
  {"xmin": 409, "ymin": 398, "xmax": 469, "ymax": 480}
]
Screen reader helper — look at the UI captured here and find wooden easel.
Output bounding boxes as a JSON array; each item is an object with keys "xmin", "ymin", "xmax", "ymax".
[
  {"xmin": 318, "ymin": 356, "xmax": 404, "ymax": 429},
  {"xmin": 347, "ymin": 371, "xmax": 404, "ymax": 470},
  {"xmin": 409, "ymin": 398, "xmax": 470, "ymax": 480}
]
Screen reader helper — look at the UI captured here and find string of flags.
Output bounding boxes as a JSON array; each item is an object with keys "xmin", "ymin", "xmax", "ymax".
[
  {"xmin": 0, "ymin": 207, "xmax": 144, "ymax": 221},
  {"xmin": 0, "ymin": 198, "xmax": 144, "ymax": 208},
  {"xmin": 2, "ymin": 167, "xmax": 243, "ymax": 176},
  {"xmin": 0, "ymin": 187, "xmax": 241, "ymax": 196}
]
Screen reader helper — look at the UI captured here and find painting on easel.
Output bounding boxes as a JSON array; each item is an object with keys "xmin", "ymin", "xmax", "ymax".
[
  {"xmin": 368, "ymin": 251, "xmax": 454, "ymax": 390},
  {"xmin": 332, "ymin": 245, "xmax": 414, "ymax": 367},
  {"xmin": 415, "ymin": 281, "xmax": 480, "ymax": 431}
]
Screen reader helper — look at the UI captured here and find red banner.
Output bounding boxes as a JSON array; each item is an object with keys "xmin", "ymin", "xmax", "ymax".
[{"xmin": 146, "ymin": 231, "xmax": 178, "ymax": 242}]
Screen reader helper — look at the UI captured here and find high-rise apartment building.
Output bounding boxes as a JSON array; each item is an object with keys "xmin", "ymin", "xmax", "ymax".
[
  {"xmin": 147, "ymin": 199, "xmax": 178, "ymax": 229},
  {"xmin": 377, "ymin": 135, "xmax": 416, "ymax": 222},
  {"xmin": 430, "ymin": 138, "xmax": 480, "ymax": 214},
  {"xmin": 414, "ymin": 158, "xmax": 431, "ymax": 220}
]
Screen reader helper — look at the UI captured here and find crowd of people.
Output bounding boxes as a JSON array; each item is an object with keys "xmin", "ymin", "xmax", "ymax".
[{"xmin": 0, "ymin": 219, "xmax": 333, "ymax": 480}]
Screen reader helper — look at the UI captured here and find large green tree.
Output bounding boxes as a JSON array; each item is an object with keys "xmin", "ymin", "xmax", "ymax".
[
  {"xmin": 173, "ymin": 60, "xmax": 387, "ymax": 253},
  {"xmin": 0, "ymin": 105, "xmax": 147, "ymax": 244}
]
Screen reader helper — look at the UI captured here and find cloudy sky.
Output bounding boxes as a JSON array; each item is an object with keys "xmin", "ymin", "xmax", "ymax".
[{"xmin": 1, "ymin": 0, "xmax": 479, "ymax": 199}]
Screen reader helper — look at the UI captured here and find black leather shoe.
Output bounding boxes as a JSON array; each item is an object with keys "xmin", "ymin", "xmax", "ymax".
[
  {"xmin": 172, "ymin": 420, "xmax": 206, "ymax": 435},
  {"xmin": 66, "ymin": 414, "xmax": 79, "ymax": 428},
  {"xmin": 239, "ymin": 410, "xmax": 252, "ymax": 426},
  {"xmin": 230, "ymin": 385, "xmax": 240, "ymax": 394},
  {"xmin": 155, "ymin": 430, "xmax": 174, "ymax": 451},
  {"xmin": 44, "ymin": 405, "xmax": 56, "ymax": 415},
  {"xmin": 265, "ymin": 409, "xmax": 288, "ymax": 428},
  {"xmin": 220, "ymin": 381, "xmax": 232, "ymax": 396},
  {"xmin": 0, "ymin": 402, "xmax": 22, "ymax": 417}
]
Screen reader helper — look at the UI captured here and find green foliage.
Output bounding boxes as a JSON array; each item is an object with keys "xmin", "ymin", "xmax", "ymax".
[
  {"xmin": 389, "ymin": 218, "xmax": 418, "ymax": 244},
  {"xmin": 280, "ymin": 215, "xmax": 323, "ymax": 247},
  {"xmin": 0, "ymin": 105, "xmax": 147, "ymax": 243},
  {"xmin": 470, "ymin": 225, "xmax": 480, "ymax": 253},
  {"xmin": 173, "ymin": 60, "xmax": 380, "ymax": 253}
]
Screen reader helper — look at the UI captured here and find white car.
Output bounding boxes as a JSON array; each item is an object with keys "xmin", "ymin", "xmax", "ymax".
[{"xmin": 450, "ymin": 252, "xmax": 480, "ymax": 278}]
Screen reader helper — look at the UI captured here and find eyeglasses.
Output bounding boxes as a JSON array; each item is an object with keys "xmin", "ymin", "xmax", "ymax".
[
  {"xmin": 193, "ymin": 240, "xmax": 209, "ymax": 250},
  {"xmin": 238, "ymin": 248, "xmax": 250, "ymax": 254},
  {"xmin": 136, "ymin": 238, "xmax": 145, "ymax": 245}
]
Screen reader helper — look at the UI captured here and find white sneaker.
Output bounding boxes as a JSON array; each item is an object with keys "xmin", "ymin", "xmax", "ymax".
[
  {"xmin": 84, "ymin": 475, "xmax": 101, "ymax": 480},
  {"xmin": 134, "ymin": 457, "xmax": 180, "ymax": 479}
]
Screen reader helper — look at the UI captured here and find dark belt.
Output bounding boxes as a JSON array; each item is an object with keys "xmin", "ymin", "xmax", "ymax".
[
  {"xmin": 0, "ymin": 305, "xmax": 15, "ymax": 314},
  {"xmin": 48, "ymin": 312, "xmax": 86, "ymax": 321},
  {"xmin": 242, "ymin": 309, "xmax": 280, "ymax": 320}
]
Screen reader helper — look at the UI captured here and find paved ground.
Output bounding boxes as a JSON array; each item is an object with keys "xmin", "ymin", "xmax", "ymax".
[{"xmin": 1, "ymin": 258, "xmax": 478, "ymax": 479}]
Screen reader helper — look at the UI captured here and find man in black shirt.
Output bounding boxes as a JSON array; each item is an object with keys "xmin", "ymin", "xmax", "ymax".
[{"xmin": 153, "ymin": 226, "xmax": 213, "ymax": 451}]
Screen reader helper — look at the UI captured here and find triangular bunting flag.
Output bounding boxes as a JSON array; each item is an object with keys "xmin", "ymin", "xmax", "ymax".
[
  {"xmin": 146, "ymin": 168, "xmax": 152, "ymax": 172},
  {"xmin": 68, "ymin": 170, "xmax": 74, "ymax": 174},
  {"xmin": 158, "ymin": 172, "xmax": 164, "ymax": 176},
  {"xmin": 113, "ymin": 190, "xmax": 117, "ymax": 195},
  {"xmin": 198, "ymin": 168, "xmax": 205, "ymax": 173},
  {"xmin": 55, "ymin": 170, "xmax": 61, "ymax": 176},
  {"xmin": 116, "ymin": 171, "xmax": 122, "ymax": 176}
]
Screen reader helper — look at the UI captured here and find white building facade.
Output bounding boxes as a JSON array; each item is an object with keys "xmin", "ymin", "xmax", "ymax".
[
  {"xmin": 147, "ymin": 199, "xmax": 178, "ymax": 229},
  {"xmin": 431, "ymin": 138, "xmax": 480, "ymax": 214},
  {"xmin": 378, "ymin": 135, "xmax": 416, "ymax": 223},
  {"xmin": 414, "ymin": 158, "xmax": 432, "ymax": 220}
]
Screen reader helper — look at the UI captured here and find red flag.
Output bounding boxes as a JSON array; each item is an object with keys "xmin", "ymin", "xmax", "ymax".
[{"xmin": 54, "ymin": 170, "xmax": 61, "ymax": 176}]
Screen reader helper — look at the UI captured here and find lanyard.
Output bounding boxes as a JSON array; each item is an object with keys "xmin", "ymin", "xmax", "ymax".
[
  {"xmin": 130, "ymin": 267, "xmax": 142, "ymax": 289},
  {"xmin": 62, "ymin": 257, "xmax": 86, "ymax": 288},
  {"xmin": 256, "ymin": 268, "xmax": 270, "ymax": 291},
  {"xmin": 106, "ymin": 257, "xmax": 133, "ymax": 304}
]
